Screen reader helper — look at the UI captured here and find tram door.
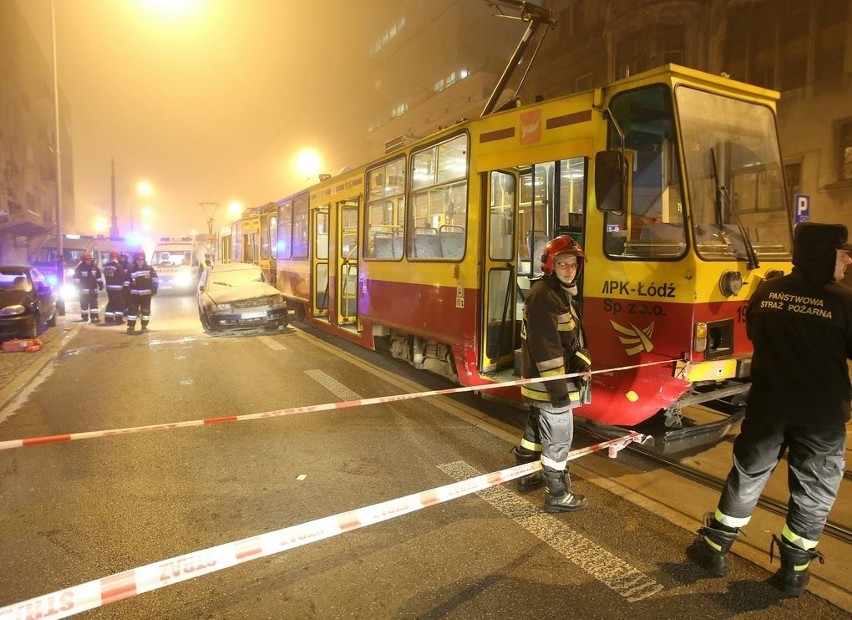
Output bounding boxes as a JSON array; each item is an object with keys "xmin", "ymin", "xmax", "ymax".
[
  {"xmin": 337, "ymin": 200, "xmax": 359, "ymax": 329},
  {"xmin": 312, "ymin": 205, "xmax": 330, "ymax": 319},
  {"xmin": 480, "ymin": 170, "xmax": 519, "ymax": 374},
  {"xmin": 480, "ymin": 158, "xmax": 589, "ymax": 375}
]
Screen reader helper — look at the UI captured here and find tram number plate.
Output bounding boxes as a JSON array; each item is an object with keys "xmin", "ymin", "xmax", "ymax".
[{"xmin": 241, "ymin": 310, "xmax": 266, "ymax": 319}]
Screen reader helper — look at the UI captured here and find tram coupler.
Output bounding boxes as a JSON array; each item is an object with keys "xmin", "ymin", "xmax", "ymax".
[{"xmin": 607, "ymin": 431, "xmax": 650, "ymax": 458}]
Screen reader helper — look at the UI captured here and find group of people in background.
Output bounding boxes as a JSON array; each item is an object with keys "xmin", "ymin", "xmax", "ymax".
[{"xmin": 72, "ymin": 249, "xmax": 159, "ymax": 334}]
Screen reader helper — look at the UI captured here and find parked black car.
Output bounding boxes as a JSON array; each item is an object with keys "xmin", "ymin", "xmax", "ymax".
[{"xmin": 0, "ymin": 266, "xmax": 58, "ymax": 339}]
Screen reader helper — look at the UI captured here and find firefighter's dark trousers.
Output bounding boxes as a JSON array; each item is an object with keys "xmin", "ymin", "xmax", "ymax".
[
  {"xmin": 718, "ymin": 415, "xmax": 846, "ymax": 542},
  {"xmin": 520, "ymin": 402, "xmax": 575, "ymax": 471},
  {"xmin": 126, "ymin": 294, "xmax": 152, "ymax": 329},
  {"xmin": 105, "ymin": 288, "xmax": 125, "ymax": 322},
  {"xmin": 79, "ymin": 289, "xmax": 99, "ymax": 321}
]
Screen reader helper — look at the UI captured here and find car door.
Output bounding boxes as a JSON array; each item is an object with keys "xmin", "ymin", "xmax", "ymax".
[{"xmin": 30, "ymin": 268, "xmax": 57, "ymax": 320}]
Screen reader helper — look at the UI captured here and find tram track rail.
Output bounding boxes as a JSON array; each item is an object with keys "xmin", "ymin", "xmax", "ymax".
[{"xmin": 580, "ymin": 426, "xmax": 852, "ymax": 547}]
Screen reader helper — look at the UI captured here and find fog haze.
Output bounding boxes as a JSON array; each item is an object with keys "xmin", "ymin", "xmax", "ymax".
[{"xmin": 17, "ymin": 0, "xmax": 396, "ymax": 238}]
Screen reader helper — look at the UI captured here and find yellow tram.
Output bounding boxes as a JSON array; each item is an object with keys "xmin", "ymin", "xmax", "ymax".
[{"xmin": 222, "ymin": 64, "xmax": 794, "ymax": 449}]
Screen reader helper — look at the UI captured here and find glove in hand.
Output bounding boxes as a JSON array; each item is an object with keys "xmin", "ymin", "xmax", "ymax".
[{"xmin": 570, "ymin": 347, "xmax": 591, "ymax": 375}]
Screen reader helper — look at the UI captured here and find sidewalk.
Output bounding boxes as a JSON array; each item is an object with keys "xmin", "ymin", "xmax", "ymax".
[{"xmin": 0, "ymin": 316, "xmax": 80, "ymax": 412}]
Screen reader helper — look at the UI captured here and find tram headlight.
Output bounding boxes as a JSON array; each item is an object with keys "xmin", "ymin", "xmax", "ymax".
[
  {"xmin": 719, "ymin": 270, "xmax": 743, "ymax": 297},
  {"xmin": 693, "ymin": 322, "xmax": 708, "ymax": 353}
]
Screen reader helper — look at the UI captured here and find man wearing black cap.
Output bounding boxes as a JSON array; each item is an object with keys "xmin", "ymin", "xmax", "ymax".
[{"xmin": 687, "ymin": 222, "xmax": 852, "ymax": 596}]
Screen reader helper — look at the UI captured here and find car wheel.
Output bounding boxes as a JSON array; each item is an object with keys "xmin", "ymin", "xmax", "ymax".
[
  {"xmin": 47, "ymin": 308, "xmax": 58, "ymax": 327},
  {"xmin": 21, "ymin": 317, "xmax": 38, "ymax": 340}
]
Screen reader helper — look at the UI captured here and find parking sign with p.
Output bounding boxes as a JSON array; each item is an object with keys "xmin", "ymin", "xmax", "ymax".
[{"xmin": 794, "ymin": 194, "xmax": 810, "ymax": 224}]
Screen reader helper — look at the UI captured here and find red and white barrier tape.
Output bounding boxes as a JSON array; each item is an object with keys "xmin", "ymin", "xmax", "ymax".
[
  {"xmin": 0, "ymin": 432, "xmax": 643, "ymax": 619},
  {"xmin": 0, "ymin": 360, "xmax": 673, "ymax": 452}
]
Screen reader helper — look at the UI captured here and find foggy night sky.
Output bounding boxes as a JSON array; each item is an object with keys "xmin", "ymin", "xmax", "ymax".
[{"xmin": 17, "ymin": 0, "xmax": 396, "ymax": 239}]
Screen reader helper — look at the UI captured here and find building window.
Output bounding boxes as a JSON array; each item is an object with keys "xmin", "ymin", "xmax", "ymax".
[
  {"xmin": 661, "ymin": 25, "xmax": 684, "ymax": 64},
  {"xmin": 780, "ymin": 0, "xmax": 809, "ymax": 89},
  {"xmin": 724, "ymin": 0, "xmax": 778, "ymax": 88},
  {"xmin": 434, "ymin": 69, "xmax": 468, "ymax": 93},
  {"xmin": 839, "ymin": 122, "xmax": 852, "ymax": 182},
  {"xmin": 815, "ymin": 0, "xmax": 848, "ymax": 81},
  {"xmin": 784, "ymin": 162, "xmax": 802, "ymax": 212}
]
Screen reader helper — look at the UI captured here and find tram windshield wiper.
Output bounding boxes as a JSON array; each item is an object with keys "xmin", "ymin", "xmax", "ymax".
[{"xmin": 709, "ymin": 147, "xmax": 760, "ymax": 270}]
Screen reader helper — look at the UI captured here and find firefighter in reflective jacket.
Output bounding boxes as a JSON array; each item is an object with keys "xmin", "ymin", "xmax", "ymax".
[
  {"xmin": 72, "ymin": 252, "xmax": 103, "ymax": 323},
  {"xmin": 511, "ymin": 235, "xmax": 591, "ymax": 513},
  {"xmin": 123, "ymin": 250, "xmax": 158, "ymax": 333},
  {"xmin": 102, "ymin": 250, "xmax": 127, "ymax": 324},
  {"xmin": 688, "ymin": 222, "xmax": 852, "ymax": 596}
]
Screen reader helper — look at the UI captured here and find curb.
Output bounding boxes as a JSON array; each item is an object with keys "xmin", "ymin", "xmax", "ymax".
[{"xmin": 0, "ymin": 322, "xmax": 81, "ymax": 413}]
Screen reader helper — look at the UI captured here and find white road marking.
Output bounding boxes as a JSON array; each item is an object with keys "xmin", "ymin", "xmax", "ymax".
[
  {"xmin": 258, "ymin": 336, "xmax": 287, "ymax": 351},
  {"xmin": 305, "ymin": 369, "xmax": 362, "ymax": 401},
  {"xmin": 438, "ymin": 460, "xmax": 663, "ymax": 602}
]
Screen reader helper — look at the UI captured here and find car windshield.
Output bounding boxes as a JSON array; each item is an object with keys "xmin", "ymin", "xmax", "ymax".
[
  {"xmin": 0, "ymin": 271, "xmax": 31, "ymax": 291},
  {"xmin": 210, "ymin": 268, "xmax": 264, "ymax": 289},
  {"xmin": 153, "ymin": 250, "xmax": 192, "ymax": 266}
]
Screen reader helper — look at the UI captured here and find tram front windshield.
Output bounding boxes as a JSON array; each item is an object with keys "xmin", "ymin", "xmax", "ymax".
[
  {"xmin": 603, "ymin": 83, "xmax": 791, "ymax": 262},
  {"xmin": 676, "ymin": 86, "xmax": 792, "ymax": 261}
]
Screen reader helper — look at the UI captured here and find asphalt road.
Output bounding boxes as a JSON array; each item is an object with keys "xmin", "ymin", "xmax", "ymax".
[{"xmin": 0, "ymin": 295, "xmax": 848, "ymax": 618}]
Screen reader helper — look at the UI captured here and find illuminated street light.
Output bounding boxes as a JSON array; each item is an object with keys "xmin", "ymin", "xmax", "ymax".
[
  {"xmin": 128, "ymin": 180, "xmax": 155, "ymax": 243},
  {"xmin": 295, "ymin": 148, "xmax": 321, "ymax": 180},
  {"xmin": 93, "ymin": 214, "xmax": 109, "ymax": 233},
  {"xmin": 137, "ymin": 180, "xmax": 154, "ymax": 198},
  {"xmin": 229, "ymin": 200, "xmax": 244, "ymax": 218}
]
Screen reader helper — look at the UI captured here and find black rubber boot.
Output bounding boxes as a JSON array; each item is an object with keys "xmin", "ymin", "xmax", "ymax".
[
  {"xmin": 769, "ymin": 535, "xmax": 824, "ymax": 597},
  {"xmin": 511, "ymin": 446, "xmax": 543, "ymax": 492},
  {"xmin": 686, "ymin": 513, "xmax": 739, "ymax": 577},
  {"xmin": 542, "ymin": 468, "xmax": 587, "ymax": 513}
]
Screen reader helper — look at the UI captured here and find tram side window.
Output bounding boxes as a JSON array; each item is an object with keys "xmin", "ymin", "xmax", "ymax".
[
  {"xmin": 219, "ymin": 233, "xmax": 231, "ymax": 263},
  {"xmin": 292, "ymin": 193, "xmax": 310, "ymax": 259},
  {"xmin": 365, "ymin": 156, "xmax": 406, "ymax": 260},
  {"xmin": 603, "ymin": 85, "xmax": 686, "ymax": 260},
  {"xmin": 261, "ymin": 211, "xmax": 277, "ymax": 260},
  {"xmin": 277, "ymin": 200, "xmax": 293, "ymax": 260},
  {"xmin": 559, "ymin": 157, "xmax": 587, "ymax": 232},
  {"xmin": 244, "ymin": 230, "xmax": 259, "ymax": 263},
  {"xmin": 517, "ymin": 164, "xmax": 552, "ymax": 276},
  {"xmin": 489, "ymin": 171, "xmax": 515, "ymax": 261},
  {"xmin": 409, "ymin": 133, "xmax": 469, "ymax": 260}
]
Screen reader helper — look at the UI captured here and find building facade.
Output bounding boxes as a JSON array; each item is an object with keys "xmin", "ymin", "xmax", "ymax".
[
  {"xmin": 373, "ymin": 0, "xmax": 851, "ymax": 225},
  {"xmin": 0, "ymin": 2, "xmax": 75, "ymax": 264}
]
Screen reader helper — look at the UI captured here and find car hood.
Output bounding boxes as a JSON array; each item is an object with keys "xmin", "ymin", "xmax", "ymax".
[
  {"xmin": 206, "ymin": 282, "xmax": 280, "ymax": 304},
  {"xmin": 0, "ymin": 290, "xmax": 31, "ymax": 306}
]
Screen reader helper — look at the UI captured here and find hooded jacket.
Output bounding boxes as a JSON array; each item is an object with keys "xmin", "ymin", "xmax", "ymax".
[{"xmin": 746, "ymin": 223, "xmax": 852, "ymax": 427}]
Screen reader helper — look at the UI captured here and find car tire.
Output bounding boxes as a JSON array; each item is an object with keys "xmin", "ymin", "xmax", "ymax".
[
  {"xmin": 199, "ymin": 312, "xmax": 212, "ymax": 333},
  {"xmin": 47, "ymin": 309, "xmax": 57, "ymax": 327},
  {"xmin": 21, "ymin": 316, "xmax": 38, "ymax": 340}
]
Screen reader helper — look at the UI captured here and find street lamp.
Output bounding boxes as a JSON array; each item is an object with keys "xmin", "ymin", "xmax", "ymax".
[
  {"xmin": 127, "ymin": 180, "xmax": 154, "ymax": 246},
  {"xmin": 50, "ymin": 0, "xmax": 65, "ymax": 315}
]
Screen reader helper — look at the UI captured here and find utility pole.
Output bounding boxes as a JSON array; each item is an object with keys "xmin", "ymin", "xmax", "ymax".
[
  {"xmin": 50, "ymin": 0, "xmax": 65, "ymax": 315},
  {"xmin": 199, "ymin": 202, "xmax": 219, "ymax": 235},
  {"xmin": 109, "ymin": 158, "xmax": 119, "ymax": 239}
]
